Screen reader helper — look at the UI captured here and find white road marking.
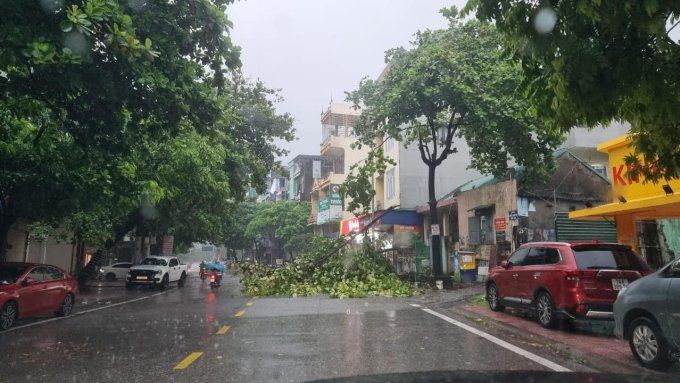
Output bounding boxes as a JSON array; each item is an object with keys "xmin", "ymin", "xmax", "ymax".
[
  {"xmin": 409, "ymin": 303, "xmax": 421, "ymax": 308},
  {"xmin": 420, "ymin": 307, "xmax": 571, "ymax": 372},
  {"xmin": 5, "ymin": 290, "xmax": 170, "ymax": 332}
]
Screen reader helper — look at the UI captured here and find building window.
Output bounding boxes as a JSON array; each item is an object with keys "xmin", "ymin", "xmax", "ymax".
[{"xmin": 385, "ymin": 168, "xmax": 396, "ymax": 200}]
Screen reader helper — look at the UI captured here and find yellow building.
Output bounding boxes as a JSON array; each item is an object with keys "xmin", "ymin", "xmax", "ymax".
[{"xmin": 570, "ymin": 135, "xmax": 680, "ymax": 268}]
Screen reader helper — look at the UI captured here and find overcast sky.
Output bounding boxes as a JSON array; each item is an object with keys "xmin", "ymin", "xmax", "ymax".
[{"xmin": 227, "ymin": 0, "xmax": 468, "ymax": 164}]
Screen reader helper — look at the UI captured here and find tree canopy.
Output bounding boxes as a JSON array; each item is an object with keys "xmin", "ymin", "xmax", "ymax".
[
  {"xmin": 465, "ymin": 0, "xmax": 680, "ymax": 181},
  {"xmin": 344, "ymin": 10, "xmax": 562, "ymax": 275},
  {"xmin": 344, "ymin": 11, "xmax": 562, "ymax": 213},
  {"xmin": 0, "ymin": 0, "xmax": 293, "ymax": 259},
  {"xmin": 245, "ymin": 201, "xmax": 312, "ymax": 259}
]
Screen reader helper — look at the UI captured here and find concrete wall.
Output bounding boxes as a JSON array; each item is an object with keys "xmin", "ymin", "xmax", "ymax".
[
  {"xmin": 394, "ymin": 137, "xmax": 481, "ymax": 209},
  {"xmin": 5, "ymin": 227, "xmax": 27, "ymax": 262},
  {"xmin": 456, "ymin": 179, "xmax": 517, "ymax": 248},
  {"xmin": 4, "ymin": 225, "xmax": 74, "ymax": 272},
  {"xmin": 26, "ymin": 234, "xmax": 74, "ymax": 272}
]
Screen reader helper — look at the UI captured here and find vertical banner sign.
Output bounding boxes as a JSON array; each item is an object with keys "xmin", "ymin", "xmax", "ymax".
[
  {"xmin": 317, "ymin": 184, "xmax": 343, "ymax": 224},
  {"xmin": 317, "ymin": 198, "xmax": 330, "ymax": 224},
  {"xmin": 328, "ymin": 184, "xmax": 343, "ymax": 221},
  {"xmin": 162, "ymin": 235, "xmax": 174, "ymax": 256},
  {"xmin": 312, "ymin": 160, "xmax": 321, "ymax": 179}
]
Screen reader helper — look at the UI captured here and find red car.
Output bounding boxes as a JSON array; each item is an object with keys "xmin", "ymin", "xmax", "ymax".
[
  {"xmin": 486, "ymin": 242, "xmax": 650, "ymax": 329},
  {"xmin": 0, "ymin": 262, "xmax": 78, "ymax": 330}
]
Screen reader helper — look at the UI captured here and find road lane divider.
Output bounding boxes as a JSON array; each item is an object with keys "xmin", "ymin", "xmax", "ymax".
[
  {"xmin": 174, "ymin": 352, "xmax": 204, "ymax": 370},
  {"xmin": 217, "ymin": 325, "xmax": 231, "ymax": 334},
  {"xmin": 234, "ymin": 310, "xmax": 245, "ymax": 317},
  {"xmin": 246, "ymin": 301, "xmax": 253, "ymax": 306},
  {"xmin": 419, "ymin": 307, "xmax": 571, "ymax": 372}
]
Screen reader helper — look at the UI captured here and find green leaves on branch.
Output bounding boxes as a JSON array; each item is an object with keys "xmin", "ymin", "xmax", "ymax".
[
  {"xmin": 0, "ymin": 0, "xmax": 293, "ymax": 255},
  {"xmin": 238, "ymin": 237, "xmax": 413, "ymax": 298},
  {"xmin": 244, "ymin": 201, "xmax": 312, "ymax": 254},
  {"xmin": 344, "ymin": 11, "xmax": 562, "ymax": 212},
  {"xmin": 343, "ymin": 148, "xmax": 395, "ymax": 215},
  {"xmin": 465, "ymin": 0, "xmax": 680, "ymax": 181}
]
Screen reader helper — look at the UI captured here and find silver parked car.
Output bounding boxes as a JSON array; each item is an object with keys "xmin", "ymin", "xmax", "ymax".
[{"xmin": 614, "ymin": 257, "xmax": 680, "ymax": 370}]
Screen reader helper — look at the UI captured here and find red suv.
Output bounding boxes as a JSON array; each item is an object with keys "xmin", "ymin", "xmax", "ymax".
[
  {"xmin": 0, "ymin": 263, "xmax": 78, "ymax": 330},
  {"xmin": 486, "ymin": 242, "xmax": 651, "ymax": 329}
]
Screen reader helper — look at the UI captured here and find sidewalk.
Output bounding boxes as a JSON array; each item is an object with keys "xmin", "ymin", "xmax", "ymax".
[
  {"xmin": 413, "ymin": 282, "xmax": 485, "ymax": 306},
  {"xmin": 452, "ymin": 300, "xmax": 680, "ymax": 376}
]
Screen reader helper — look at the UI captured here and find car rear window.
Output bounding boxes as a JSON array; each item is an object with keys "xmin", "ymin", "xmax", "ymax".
[{"xmin": 572, "ymin": 245, "xmax": 650, "ymax": 271}]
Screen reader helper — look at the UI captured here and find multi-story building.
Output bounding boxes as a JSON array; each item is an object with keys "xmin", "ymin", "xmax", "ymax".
[
  {"xmin": 287, "ymin": 155, "xmax": 331, "ymax": 202},
  {"xmin": 258, "ymin": 171, "xmax": 289, "ymax": 202},
  {"xmin": 310, "ymin": 102, "xmax": 369, "ymax": 237}
]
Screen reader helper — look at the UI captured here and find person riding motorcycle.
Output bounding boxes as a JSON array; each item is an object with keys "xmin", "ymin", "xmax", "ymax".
[{"xmin": 206, "ymin": 259, "xmax": 225, "ymax": 287}]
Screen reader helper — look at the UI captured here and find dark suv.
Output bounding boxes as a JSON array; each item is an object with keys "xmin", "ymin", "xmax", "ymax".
[{"xmin": 486, "ymin": 242, "xmax": 651, "ymax": 329}]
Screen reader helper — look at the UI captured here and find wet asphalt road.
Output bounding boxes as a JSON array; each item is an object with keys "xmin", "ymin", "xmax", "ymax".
[{"xmin": 0, "ymin": 273, "xmax": 661, "ymax": 382}]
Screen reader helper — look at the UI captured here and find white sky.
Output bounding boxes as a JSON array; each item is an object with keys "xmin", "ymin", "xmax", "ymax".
[{"xmin": 227, "ymin": 0, "xmax": 468, "ymax": 164}]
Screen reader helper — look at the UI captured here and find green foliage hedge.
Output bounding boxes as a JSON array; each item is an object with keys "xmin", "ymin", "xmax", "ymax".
[{"xmin": 237, "ymin": 236, "xmax": 413, "ymax": 298}]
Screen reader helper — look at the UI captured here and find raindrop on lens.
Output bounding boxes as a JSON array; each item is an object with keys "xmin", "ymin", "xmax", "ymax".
[
  {"xmin": 667, "ymin": 13, "xmax": 680, "ymax": 45},
  {"xmin": 39, "ymin": 0, "xmax": 63, "ymax": 12},
  {"xmin": 534, "ymin": 7, "xmax": 557, "ymax": 34},
  {"xmin": 128, "ymin": 0, "xmax": 146, "ymax": 12},
  {"xmin": 63, "ymin": 32, "xmax": 88, "ymax": 56}
]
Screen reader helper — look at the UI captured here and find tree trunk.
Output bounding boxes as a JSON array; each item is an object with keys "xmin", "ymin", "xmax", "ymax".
[
  {"xmin": 428, "ymin": 163, "xmax": 443, "ymax": 277},
  {"xmin": 0, "ymin": 196, "xmax": 16, "ymax": 262},
  {"xmin": 0, "ymin": 219, "xmax": 11, "ymax": 262},
  {"xmin": 74, "ymin": 232, "xmax": 86, "ymax": 274}
]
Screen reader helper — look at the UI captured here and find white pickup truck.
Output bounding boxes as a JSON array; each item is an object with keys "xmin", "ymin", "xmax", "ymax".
[{"xmin": 126, "ymin": 256, "xmax": 188, "ymax": 290}]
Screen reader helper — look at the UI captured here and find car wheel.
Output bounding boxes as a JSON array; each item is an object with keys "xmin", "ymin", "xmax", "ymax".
[
  {"xmin": 159, "ymin": 275, "xmax": 169, "ymax": 291},
  {"xmin": 486, "ymin": 283, "xmax": 505, "ymax": 312},
  {"xmin": 0, "ymin": 301, "xmax": 17, "ymax": 331},
  {"xmin": 535, "ymin": 291, "xmax": 559, "ymax": 329},
  {"xmin": 105, "ymin": 272, "xmax": 116, "ymax": 282},
  {"xmin": 178, "ymin": 272, "xmax": 187, "ymax": 287},
  {"xmin": 55, "ymin": 293, "xmax": 75, "ymax": 317},
  {"xmin": 628, "ymin": 317, "xmax": 675, "ymax": 371}
]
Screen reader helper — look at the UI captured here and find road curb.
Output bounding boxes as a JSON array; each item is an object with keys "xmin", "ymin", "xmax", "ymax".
[{"xmin": 444, "ymin": 302, "xmax": 664, "ymax": 376}]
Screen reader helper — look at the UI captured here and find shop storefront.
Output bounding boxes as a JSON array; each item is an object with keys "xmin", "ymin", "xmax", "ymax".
[
  {"xmin": 340, "ymin": 210, "xmax": 423, "ymax": 274},
  {"xmin": 570, "ymin": 135, "xmax": 680, "ymax": 269}
]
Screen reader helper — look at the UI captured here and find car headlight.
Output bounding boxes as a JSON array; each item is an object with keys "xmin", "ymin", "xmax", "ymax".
[{"xmin": 154, "ymin": 270, "xmax": 162, "ymax": 275}]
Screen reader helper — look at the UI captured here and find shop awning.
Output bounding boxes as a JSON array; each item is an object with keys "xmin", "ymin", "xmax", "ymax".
[
  {"xmin": 379, "ymin": 210, "xmax": 423, "ymax": 225},
  {"xmin": 569, "ymin": 193, "xmax": 680, "ymax": 220}
]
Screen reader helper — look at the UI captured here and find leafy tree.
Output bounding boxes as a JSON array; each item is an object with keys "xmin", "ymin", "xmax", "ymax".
[
  {"xmin": 465, "ymin": 0, "xmax": 680, "ymax": 180},
  {"xmin": 344, "ymin": 10, "xmax": 562, "ymax": 276},
  {"xmin": 245, "ymin": 201, "xmax": 312, "ymax": 261},
  {"xmin": 0, "ymin": 0, "xmax": 295, "ymax": 264},
  {"xmin": 222, "ymin": 202, "xmax": 258, "ymax": 258}
]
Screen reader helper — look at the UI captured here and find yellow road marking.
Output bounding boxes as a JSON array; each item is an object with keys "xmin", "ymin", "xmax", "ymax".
[
  {"xmin": 234, "ymin": 310, "xmax": 245, "ymax": 317},
  {"xmin": 246, "ymin": 301, "xmax": 253, "ymax": 306},
  {"xmin": 217, "ymin": 325, "xmax": 231, "ymax": 334},
  {"xmin": 174, "ymin": 352, "xmax": 203, "ymax": 370}
]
